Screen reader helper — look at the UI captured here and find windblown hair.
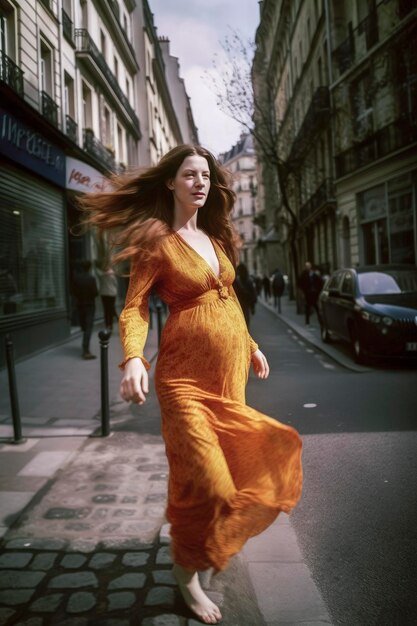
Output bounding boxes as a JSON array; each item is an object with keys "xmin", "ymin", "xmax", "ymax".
[{"xmin": 78, "ymin": 144, "xmax": 239, "ymax": 266}]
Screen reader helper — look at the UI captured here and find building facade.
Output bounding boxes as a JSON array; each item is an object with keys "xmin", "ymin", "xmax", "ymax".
[
  {"xmin": 0, "ymin": 0, "xmax": 196, "ymax": 366},
  {"xmin": 253, "ymin": 0, "xmax": 417, "ymax": 282},
  {"xmin": 133, "ymin": 0, "xmax": 184, "ymax": 165},
  {"xmin": 220, "ymin": 134, "xmax": 260, "ymax": 275},
  {"xmin": 329, "ymin": 0, "xmax": 417, "ymax": 267},
  {"xmin": 159, "ymin": 37, "xmax": 199, "ymax": 146}
]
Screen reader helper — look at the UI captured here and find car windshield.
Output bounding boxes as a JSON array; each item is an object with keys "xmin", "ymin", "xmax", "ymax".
[{"xmin": 358, "ymin": 270, "xmax": 417, "ymax": 295}]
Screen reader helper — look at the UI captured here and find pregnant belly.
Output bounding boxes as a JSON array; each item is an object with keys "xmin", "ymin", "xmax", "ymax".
[{"xmin": 155, "ymin": 299, "xmax": 250, "ymax": 389}]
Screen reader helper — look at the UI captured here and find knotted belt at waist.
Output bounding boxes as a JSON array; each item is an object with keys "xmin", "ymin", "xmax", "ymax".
[{"xmin": 169, "ymin": 285, "xmax": 230, "ymax": 314}]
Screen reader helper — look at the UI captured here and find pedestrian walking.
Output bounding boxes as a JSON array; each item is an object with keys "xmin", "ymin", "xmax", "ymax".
[
  {"xmin": 233, "ymin": 263, "xmax": 258, "ymax": 328},
  {"xmin": 80, "ymin": 145, "xmax": 302, "ymax": 625},
  {"xmin": 271, "ymin": 268, "xmax": 285, "ymax": 313},
  {"xmin": 95, "ymin": 263, "xmax": 119, "ymax": 331},
  {"xmin": 72, "ymin": 260, "xmax": 98, "ymax": 359},
  {"xmin": 298, "ymin": 261, "xmax": 324, "ymax": 325},
  {"xmin": 262, "ymin": 274, "xmax": 271, "ymax": 301}
]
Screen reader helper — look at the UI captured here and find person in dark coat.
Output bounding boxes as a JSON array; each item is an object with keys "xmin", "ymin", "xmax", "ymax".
[
  {"xmin": 262, "ymin": 274, "xmax": 271, "ymax": 301},
  {"xmin": 72, "ymin": 260, "xmax": 98, "ymax": 359},
  {"xmin": 298, "ymin": 261, "xmax": 324, "ymax": 325},
  {"xmin": 271, "ymin": 269, "xmax": 285, "ymax": 313},
  {"xmin": 233, "ymin": 263, "xmax": 258, "ymax": 328}
]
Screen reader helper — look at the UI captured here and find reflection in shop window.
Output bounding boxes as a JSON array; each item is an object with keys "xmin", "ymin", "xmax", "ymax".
[
  {"xmin": 388, "ymin": 173, "xmax": 415, "ymax": 264},
  {"xmin": 0, "ymin": 201, "xmax": 65, "ymax": 317}
]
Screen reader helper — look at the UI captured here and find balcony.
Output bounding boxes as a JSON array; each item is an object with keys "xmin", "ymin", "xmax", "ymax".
[
  {"xmin": 83, "ymin": 128, "xmax": 115, "ymax": 172},
  {"xmin": 65, "ymin": 115, "xmax": 78, "ymax": 143},
  {"xmin": 75, "ymin": 29, "xmax": 140, "ymax": 136},
  {"xmin": 62, "ymin": 9, "xmax": 75, "ymax": 45},
  {"xmin": 289, "ymin": 87, "xmax": 331, "ymax": 163},
  {"xmin": 299, "ymin": 179, "xmax": 335, "ymax": 223},
  {"xmin": 41, "ymin": 91, "xmax": 59, "ymax": 127},
  {"xmin": 0, "ymin": 52, "xmax": 24, "ymax": 97},
  {"xmin": 330, "ymin": 0, "xmax": 415, "ymax": 79},
  {"xmin": 335, "ymin": 116, "xmax": 417, "ymax": 178}
]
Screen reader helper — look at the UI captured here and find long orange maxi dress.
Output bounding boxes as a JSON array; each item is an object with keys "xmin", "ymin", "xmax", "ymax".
[{"xmin": 119, "ymin": 232, "xmax": 303, "ymax": 572}]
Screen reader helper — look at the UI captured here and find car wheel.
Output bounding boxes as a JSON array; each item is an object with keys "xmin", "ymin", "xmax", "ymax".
[
  {"xmin": 350, "ymin": 327, "xmax": 366, "ymax": 364},
  {"xmin": 320, "ymin": 323, "xmax": 331, "ymax": 343}
]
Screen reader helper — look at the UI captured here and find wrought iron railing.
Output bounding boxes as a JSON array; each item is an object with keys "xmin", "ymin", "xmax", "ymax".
[
  {"xmin": 335, "ymin": 116, "xmax": 417, "ymax": 178},
  {"xmin": 299, "ymin": 178, "xmax": 335, "ymax": 223},
  {"xmin": 83, "ymin": 128, "xmax": 115, "ymax": 171},
  {"xmin": 0, "ymin": 52, "xmax": 24, "ymax": 97},
  {"xmin": 65, "ymin": 115, "xmax": 78, "ymax": 143},
  {"xmin": 41, "ymin": 90, "xmax": 59, "ymax": 127},
  {"xmin": 62, "ymin": 9, "xmax": 74, "ymax": 44},
  {"xmin": 330, "ymin": 0, "xmax": 415, "ymax": 78},
  {"xmin": 75, "ymin": 29, "xmax": 139, "ymax": 132}
]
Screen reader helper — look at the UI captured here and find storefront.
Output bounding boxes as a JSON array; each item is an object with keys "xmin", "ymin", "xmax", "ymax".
[
  {"xmin": 357, "ymin": 170, "xmax": 417, "ymax": 265},
  {"xmin": 0, "ymin": 108, "xmax": 67, "ymax": 366},
  {"xmin": 65, "ymin": 156, "xmax": 110, "ymax": 326}
]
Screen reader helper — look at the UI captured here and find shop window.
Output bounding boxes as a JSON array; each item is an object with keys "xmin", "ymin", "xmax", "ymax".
[
  {"xmin": 0, "ymin": 174, "xmax": 65, "ymax": 318},
  {"xmin": 358, "ymin": 184, "xmax": 388, "ymax": 264},
  {"xmin": 388, "ymin": 173, "xmax": 415, "ymax": 264}
]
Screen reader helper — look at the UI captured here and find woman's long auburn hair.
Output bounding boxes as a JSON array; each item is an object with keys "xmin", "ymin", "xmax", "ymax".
[{"xmin": 78, "ymin": 144, "xmax": 239, "ymax": 267}]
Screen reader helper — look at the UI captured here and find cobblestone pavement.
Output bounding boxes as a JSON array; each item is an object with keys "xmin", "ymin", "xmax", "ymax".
[
  {"xmin": 0, "ymin": 432, "xmax": 264, "ymax": 625},
  {"xmin": 0, "ymin": 529, "xmax": 262, "ymax": 625}
]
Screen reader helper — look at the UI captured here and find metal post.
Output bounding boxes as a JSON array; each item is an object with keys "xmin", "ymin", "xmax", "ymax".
[
  {"xmin": 5, "ymin": 335, "xmax": 25, "ymax": 444},
  {"xmin": 156, "ymin": 302, "xmax": 163, "ymax": 347},
  {"xmin": 98, "ymin": 329, "xmax": 111, "ymax": 437}
]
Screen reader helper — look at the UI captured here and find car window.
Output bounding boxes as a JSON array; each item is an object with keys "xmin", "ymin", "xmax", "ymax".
[
  {"xmin": 328, "ymin": 272, "xmax": 341, "ymax": 290},
  {"xmin": 341, "ymin": 272, "xmax": 354, "ymax": 296},
  {"xmin": 358, "ymin": 272, "xmax": 401, "ymax": 295}
]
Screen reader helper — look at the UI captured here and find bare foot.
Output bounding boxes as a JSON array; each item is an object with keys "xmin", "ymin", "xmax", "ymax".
[{"xmin": 173, "ymin": 563, "xmax": 222, "ymax": 624}]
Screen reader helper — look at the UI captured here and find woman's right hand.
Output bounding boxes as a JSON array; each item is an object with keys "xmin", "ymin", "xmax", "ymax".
[{"xmin": 120, "ymin": 357, "xmax": 149, "ymax": 405}]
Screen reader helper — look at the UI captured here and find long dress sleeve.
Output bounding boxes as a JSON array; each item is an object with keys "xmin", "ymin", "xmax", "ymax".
[
  {"xmin": 229, "ymin": 284, "xmax": 259, "ymax": 354},
  {"xmin": 118, "ymin": 253, "xmax": 160, "ymax": 370}
]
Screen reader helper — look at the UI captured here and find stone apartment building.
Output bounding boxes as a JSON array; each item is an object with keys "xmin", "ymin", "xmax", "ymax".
[
  {"xmin": 220, "ymin": 134, "xmax": 260, "ymax": 275},
  {"xmin": 0, "ymin": 0, "xmax": 197, "ymax": 365},
  {"xmin": 253, "ymin": 0, "xmax": 417, "ymax": 279}
]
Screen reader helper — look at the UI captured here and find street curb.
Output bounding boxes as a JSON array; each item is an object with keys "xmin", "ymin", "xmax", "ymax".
[{"xmin": 259, "ymin": 300, "xmax": 371, "ymax": 373}]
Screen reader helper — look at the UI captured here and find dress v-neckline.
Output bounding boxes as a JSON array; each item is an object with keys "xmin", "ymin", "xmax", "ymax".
[{"xmin": 172, "ymin": 231, "xmax": 221, "ymax": 280}]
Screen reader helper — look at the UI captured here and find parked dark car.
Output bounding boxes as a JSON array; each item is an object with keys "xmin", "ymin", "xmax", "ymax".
[{"xmin": 318, "ymin": 265, "xmax": 417, "ymax": 363}]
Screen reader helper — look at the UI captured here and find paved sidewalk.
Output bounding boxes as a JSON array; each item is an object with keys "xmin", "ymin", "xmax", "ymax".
[
  {"xmin": 261, "ymin": 295, "xmax": 370, "ymax": 373},
  {"xmin": 0, "ymin": 308, "xmax": 334, "ymax": 625}
]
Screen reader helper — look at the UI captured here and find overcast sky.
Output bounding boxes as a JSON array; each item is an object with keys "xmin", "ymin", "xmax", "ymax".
[{"xmin": 149, "ymin": 0, "xmax": 261, "ymax": 156}]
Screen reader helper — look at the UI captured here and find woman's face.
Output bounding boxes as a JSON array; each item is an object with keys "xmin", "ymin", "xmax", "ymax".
[{"xmin": 168, "ymin": 154, "xmax": 211, "ymax": 212}]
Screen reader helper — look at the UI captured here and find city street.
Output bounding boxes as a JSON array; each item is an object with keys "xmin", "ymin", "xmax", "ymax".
[{"xmin": 247, "ymin": 303, "xmax": 417, "ymax": 626}]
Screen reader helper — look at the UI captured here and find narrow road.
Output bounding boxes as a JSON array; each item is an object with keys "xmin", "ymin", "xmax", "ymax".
[{"xmin": 246, "ymin": 305, "xmax": 417, "ymax": 626}]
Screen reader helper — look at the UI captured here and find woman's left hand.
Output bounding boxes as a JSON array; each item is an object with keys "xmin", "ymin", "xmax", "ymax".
[{"xmin": 251, "ymin": 349, "xmax": 270, "ymax": 379}]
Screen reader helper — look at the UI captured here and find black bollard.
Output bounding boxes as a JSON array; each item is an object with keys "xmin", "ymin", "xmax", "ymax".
[
  {"xmin": 5, "ymin": 335, "xmax": 25, "ymax": 444},
  {"xmin": 98, "ymin": 329, "xmax": 112, "ymax": 437},
  {"xmin": 156, "ymin": 302, "xmax": 163, "ymax": 347}
]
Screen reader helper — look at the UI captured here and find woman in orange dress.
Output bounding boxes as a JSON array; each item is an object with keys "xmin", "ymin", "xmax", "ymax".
[{"xmin": 82, "ymin": 145, "xmax": 302, "ymax": 624}]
